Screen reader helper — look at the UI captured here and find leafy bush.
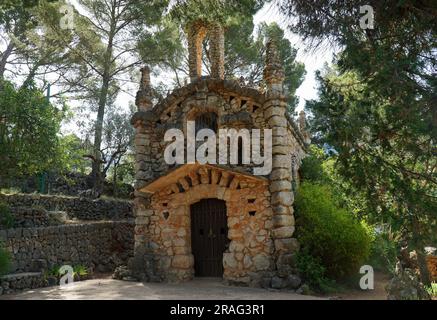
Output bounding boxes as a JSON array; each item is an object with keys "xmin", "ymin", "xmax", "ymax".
[
  {"xmin": 295, "ymin": 182, "xmax": 372, "ymax": 280},
  {"xmin": 0, "ymin": 243, "xmax": 11, "ymax": 275},
  {"xmin": 46, "ymin": 266, "xmax": 61, "ymax": 278},
  {"xmin": 73, "ymin": 265, "xmax": 88, "ymax": 278},
  {"xmin": 45, "ymin": 265, "xmax": 90, "ymax": 282},
  {"xmin": 368, "ymin": 226, "xmax": 398, "ymax": 274},
  {"xmin": 0, "ymin": 80, "xmax": 63, "ymax": 180},
  {"xmin": 426, "ymin": 283, "xmax": 437, "ymax": 298},
  {"xmin": 296, "ymin": 249, "xmax": 337, "ymax": 293},
  {"xmin": 0, "ymin": 202, "xmax": 14, "ymax": 229},
  {"xmin": 299, "ymin": 146, "xmax": 327, "ymax": 183}
]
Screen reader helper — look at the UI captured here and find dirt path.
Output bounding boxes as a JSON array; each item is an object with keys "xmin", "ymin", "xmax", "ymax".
[
  {"xmin": 0, "ymin": 278, "xmax": 325, "ymax": 300},
  {"xmin": 0, "ymin": 273, "xmax": 393, "ymax": 301},
  {"xmin": 324, "ymin": 272, "xmax": 390, "ymax": 300}
]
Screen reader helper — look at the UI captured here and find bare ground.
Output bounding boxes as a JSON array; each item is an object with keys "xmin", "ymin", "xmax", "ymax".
[
  {"xmin": 0, "ymin": 272, "xmax": 392, "ymax": 300},
  {"xmin": 0, "ymin": 277, "xmax": 324, "ymax": 300}
]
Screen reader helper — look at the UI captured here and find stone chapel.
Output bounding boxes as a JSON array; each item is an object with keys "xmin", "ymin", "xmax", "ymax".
[{"xmin": 130, "ymin": 20, "xmax": 310, "ymax": 288}]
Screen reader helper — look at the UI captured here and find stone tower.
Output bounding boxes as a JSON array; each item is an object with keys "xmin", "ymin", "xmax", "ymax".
[{"xmin": 130, "ymin": 20, "xmax": 309, "ymax": 288}]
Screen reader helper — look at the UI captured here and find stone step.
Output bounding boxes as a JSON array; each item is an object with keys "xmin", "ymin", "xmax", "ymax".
[{"xmin": 0, "ymin": 272, "xmax": 48, "ymax": 296}]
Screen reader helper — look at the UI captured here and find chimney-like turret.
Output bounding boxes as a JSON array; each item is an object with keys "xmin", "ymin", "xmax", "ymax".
[
  {"xmin": 187, "ymin": 20, "xmax": 225, "ymax": 82},
  {"xmin": 299, "ymin": 110, "xmax": 311, "ymax": 144},
  {"xmin": 136, "ymin": 66, "xmax": 153, "ymax": 112},
  {"xmin": 263, "ymin": 40, "xmax": 285, "ymax": 95},
  {"xmin": 209, "ymin": 22, "xmax": 225, "ymax": 79}
]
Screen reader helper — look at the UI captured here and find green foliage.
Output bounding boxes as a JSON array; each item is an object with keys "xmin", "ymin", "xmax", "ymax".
[
  {"xmin": 426, "ymin": 283, "xmax": 437, "ymax": 298},
  {"xmin": 300, "ymin": 146, "xmax": 327, "ymax": 183},
  {"xmin": 224, "ymin": 22, "xmax": 305, "ymax": 113},
  {"xmin": 279, "ymin": 0, "xmax": 437, "ymax": 284},
  {"xmin": 45, "ymin": 265, "xmax": 89, "ymax": 281},
  {"xmin": 295, "ymin": 182, "xmax": 372, "ymax": 279},
  {"xmin": 295, "ymin": 249, "xmax": 336, "ymax": 293},
  {"xmin": 57, "ymin": 134, "xmax": 90, "ymax": 174},
  {"xmin": 368, "ymin": 226, "xmax": 398, "ymax": 275},
  {"xmin": 73, "ymin": 265, "xmax": 88, "ymax": 278},
  {"xmin": 170, "ymin": 0, "xmax": 268, "ymax": 26},
  {"xmin": 0, "ymin": 242, "xmax": 11, "ymax": 275},
  {"xmin": 0, "ymin": 202, "xmax": 14, "ymax": 229},
  {"xmin": 0, "ymin": 80, "xmax": 63, "ymax": 180},
  {"xmin": 46, "ymin": 265, "xmax": 61, "ymax": 278}
]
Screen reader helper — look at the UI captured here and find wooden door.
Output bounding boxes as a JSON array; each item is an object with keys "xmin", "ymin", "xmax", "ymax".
[{"xmin": 191, "ymin": 199, "xmax": 228, "ymax": 277}]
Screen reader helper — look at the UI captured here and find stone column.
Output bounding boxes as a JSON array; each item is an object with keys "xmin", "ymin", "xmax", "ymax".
[
  {"xmin": 299, "ymin": 110, "xmax": 311, "ymax": 145},
  {"xmin": 136, "ymin": 66, "xmax": 153, "ymax": 112},
  {"xmin": 130, "ymin": 67, "xmax": 155, "ymax": 280},
  {"xmin": 187, "ymin": 22, "xmax": 207, "ymax": 82},
  {"xmin": 263, "ymin": 41, "xmax": 299, "ymax": 279},
  {"xmin": 209, "ymin": 23, "xmax": 225, "ymax": 80}
]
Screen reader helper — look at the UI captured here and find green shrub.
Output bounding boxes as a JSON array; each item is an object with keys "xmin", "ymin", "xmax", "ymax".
[
  {"xmin": 0, "ymin": 243, "xmax": 11, "ymax": 275},
  {"xmin": 368, "ymin": 226, "xmax": 398, "ymax": 274},
  {"xmin": 295, "ymin": 182, "xmax": 372, "ymax": 280},
  {"xmin": 426, "ymin": 283, "xmax": 437, "ymax": 298},
  {"xmin": 73, "ymin": 265, "xmax": 88, "ymax": 278},
  {"xmin": 0, "ymin": 202, "xmax": 14, "ymax": 229},
  {"xmin": 299, "ymin": 146, "xmax": 327, "ymax": 183},
  {"xmin": 46, "ymin": 266, "xmax": 61, "ymax": 278},
  {"xmin": 296, "ymin": 249, "xmax": 337, "ymax": 293}
]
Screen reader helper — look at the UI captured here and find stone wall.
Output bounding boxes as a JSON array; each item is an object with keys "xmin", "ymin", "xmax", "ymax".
[
  {"xmin": 0, "ymin": 221, "xmax": 134, "ymax": 274},
  {"xmin": 7, "ymin": 207, "xmax": 51, "ymax": 229},
  {"xmin": 0, "ymin": 193, "xmax": 133, "ymax": 221},
  {"xmin": 0, "ymin": 272, "xmax": 48, "ymax": 296}
]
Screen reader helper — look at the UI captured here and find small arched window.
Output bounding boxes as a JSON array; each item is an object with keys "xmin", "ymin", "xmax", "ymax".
[{"xmin": 195, "ymin": 112, "xmax": 218, "ymax": 134}]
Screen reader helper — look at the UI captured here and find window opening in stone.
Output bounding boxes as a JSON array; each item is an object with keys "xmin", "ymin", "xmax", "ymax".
[{"xmin": 195, "ymin": 112, "xmax": 218, "ymax": 134}]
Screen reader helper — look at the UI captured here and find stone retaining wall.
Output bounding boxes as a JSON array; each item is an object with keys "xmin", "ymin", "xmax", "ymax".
[
  {"xmin": 7, "ymin": 207, "xmax": 51, "ymax": 229},
  {"xmin": 0, "ymin": 272, "xmax": 47, "ymax": 296},
  {"xmin": 0, "ymin": 221, "xmax": 134, "ymax": 274},
  {"xmin": 0, "ymin": 193, "xmax": 133, "ymax": 221}
]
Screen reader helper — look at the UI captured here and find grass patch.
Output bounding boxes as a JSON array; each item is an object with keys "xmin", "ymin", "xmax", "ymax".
[{"xmin": 426, "ymin": 283, "xmax": 437, "ymax": 298}]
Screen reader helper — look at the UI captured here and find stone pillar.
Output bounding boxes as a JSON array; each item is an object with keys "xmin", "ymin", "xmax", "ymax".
[
  {"xmin": 299, "ymin": 110, "xmax": 311, "ymax": 145},
  {"xmin": 134, "ymin": 67, "xmax": 154, "ymax": 189},
  {"xmin": 130, "ymin": 67, "xmax": 155, "ymax": 280},
  {"xmin": 263, "ymin": 40, "xmax": 299, "ymax": 279},
  {"xmin": 136, "ymin": 67, "xmax": 153, "ymax": 112},
  {"xmin": 187, "ymin": 22, "xmax": 207, "ymax": 82},
  {"xmin": 209, "ymin": 23, "xmax": 225, "ymax": 80}
]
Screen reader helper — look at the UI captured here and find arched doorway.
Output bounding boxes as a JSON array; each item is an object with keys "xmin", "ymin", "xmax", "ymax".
[{"xmin": 191, "ymin": 198, "xmax": 229, "ymax": 277}]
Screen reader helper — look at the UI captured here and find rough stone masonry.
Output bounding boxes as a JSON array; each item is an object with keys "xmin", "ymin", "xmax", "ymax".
[{"xmin": 129, "ymin": 19, "xmax": 310, "ymax": 289}]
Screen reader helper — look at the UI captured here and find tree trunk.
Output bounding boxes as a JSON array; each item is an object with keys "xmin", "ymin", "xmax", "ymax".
[
  {"xmin": 0, "ymin": 42, "xmax": 14, "ymax": 79},
  {"xmin": 91, "ymin": 73, "xmax": 110, "ymax": 193},
  {"xmin": 113, "ymin": 164, "xmax": 118, "ymax": 199},
  {"xmin": 90, "ymin": 7, "xmax": 117, "ymax": 193}
]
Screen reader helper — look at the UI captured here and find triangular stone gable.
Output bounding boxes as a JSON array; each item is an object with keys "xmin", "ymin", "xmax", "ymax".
[{"xmin": 140, "ymin": 163, "xmax": 268, "ymax": 195}]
